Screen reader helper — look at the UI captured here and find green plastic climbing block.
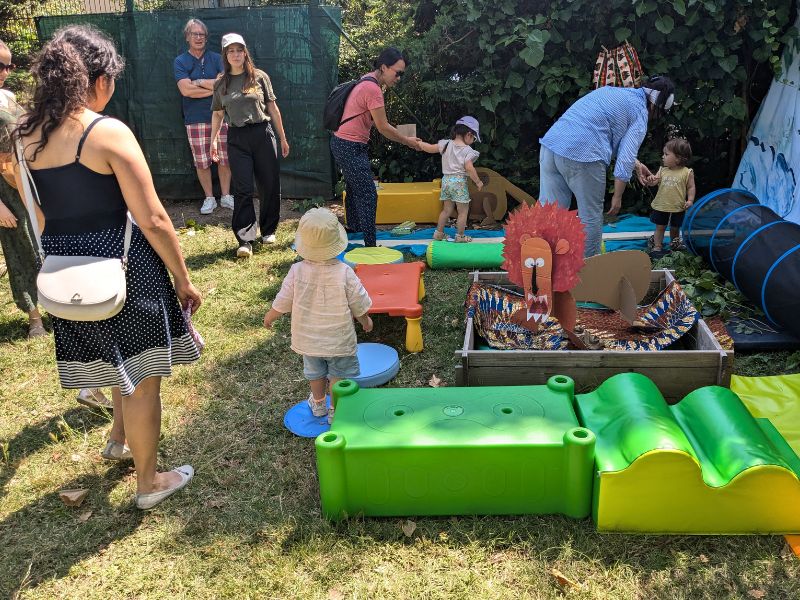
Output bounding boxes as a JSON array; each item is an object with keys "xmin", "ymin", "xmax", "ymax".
[
  {"xmin": 315, "ymin": 376, "xmax": 595, "ymax": 520},
  {"xmin": 575, "ymin": 373, "xmax": 800, "ymax": 534}
]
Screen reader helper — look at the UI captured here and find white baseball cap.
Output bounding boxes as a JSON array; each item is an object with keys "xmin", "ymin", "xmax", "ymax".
[{"xmin": 221, "ymin": 33, "xmax": 246, "ymax": 49}]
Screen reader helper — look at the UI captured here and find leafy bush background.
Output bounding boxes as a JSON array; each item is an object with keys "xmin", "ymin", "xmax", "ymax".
[
  {"xmin": 338, "ymin": 0, "xmax": 796, "ymax": 213},
  {"xmin": 3, "ymin": 0, "xmax": 797, "ymax": 208}
]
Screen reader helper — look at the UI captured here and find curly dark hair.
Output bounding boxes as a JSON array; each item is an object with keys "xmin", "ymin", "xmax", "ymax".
[{"xmin": 15, "ymin": 25, "xmax": 124, "ymax": 160}]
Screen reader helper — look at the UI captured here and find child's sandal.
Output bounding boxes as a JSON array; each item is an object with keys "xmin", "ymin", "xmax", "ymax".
[
  {"xmin": 432, "ymin": 230, "xmax": 446, "ymax": 241},
  {"xmin": 454, "ymin": 234, "xmax": 473, "ymax": 243}
]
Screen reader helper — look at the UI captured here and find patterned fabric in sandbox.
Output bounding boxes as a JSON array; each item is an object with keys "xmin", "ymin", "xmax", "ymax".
[{"xmin": 465, "ymin": 280, "xmax": 699, "ymax": 351}]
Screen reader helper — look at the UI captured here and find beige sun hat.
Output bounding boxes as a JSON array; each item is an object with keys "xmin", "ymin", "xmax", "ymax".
[{"xmin": 294, "ymin": 207, "xmax": 348, "ymax": 261}]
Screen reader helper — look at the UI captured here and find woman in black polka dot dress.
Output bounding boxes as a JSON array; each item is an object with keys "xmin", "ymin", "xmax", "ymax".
[{"xmin": 15, "ymin": 26, "xmax": 201, "ymax": 509}]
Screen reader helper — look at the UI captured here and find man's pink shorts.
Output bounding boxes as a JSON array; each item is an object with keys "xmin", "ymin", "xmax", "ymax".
[{"xmin": 186, "ymin": 122, "xmax": 228, "ymax": 169}]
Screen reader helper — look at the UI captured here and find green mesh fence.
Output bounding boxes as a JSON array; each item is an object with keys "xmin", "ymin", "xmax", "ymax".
[{"xmin": 36, "ymin": 5, "xmax": 342, "ymax": 200}]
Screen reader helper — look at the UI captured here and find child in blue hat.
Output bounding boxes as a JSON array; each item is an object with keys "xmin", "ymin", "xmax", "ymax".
[{"xmin": 419, "ymin": 116, "xmax": 483, "ymax": 242}]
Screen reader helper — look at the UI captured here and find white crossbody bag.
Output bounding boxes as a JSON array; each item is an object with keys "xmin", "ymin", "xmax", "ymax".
[{"xmin": 16, "ymin": 138, "xmax": 131, "ymax": 321}]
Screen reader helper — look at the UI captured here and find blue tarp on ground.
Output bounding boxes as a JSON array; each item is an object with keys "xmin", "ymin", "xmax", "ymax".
[{"xmin": 346, "ymin": 213, "xmax": 653, "ymax": 256}]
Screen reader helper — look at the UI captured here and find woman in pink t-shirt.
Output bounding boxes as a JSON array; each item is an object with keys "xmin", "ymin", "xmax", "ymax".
[{"xmin": 330, "ymin": 47, "xmax": 421, "ymax": 246}]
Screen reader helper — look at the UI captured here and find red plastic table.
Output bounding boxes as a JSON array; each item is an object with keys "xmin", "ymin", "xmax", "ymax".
[{"xmin": 354, "ymin": 262, "xmax": 426, "ymax": 352}]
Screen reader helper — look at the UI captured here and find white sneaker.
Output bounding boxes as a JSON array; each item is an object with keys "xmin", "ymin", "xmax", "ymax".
[
  {"xmin": 262, "ymin": 234, "xmax": 276, "ymax": 244},
  {"xmin": 200, "ymin": 197, "xmax": 217, "ymax": 215},
  {"xmin": 236, "ymin": 243, "xmax": 253, "ymax": 258},
  {"xmin": 307, "ymin": 393, "xmax": 328, "ymax": 417},
  {"xmin": 220, "ymin": 194, "xmax": 234, "ymax": 210}
]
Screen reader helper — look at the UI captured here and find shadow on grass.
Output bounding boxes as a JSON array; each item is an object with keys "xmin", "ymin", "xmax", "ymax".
[
  {"xmin": 0, "ymin": 316, "xmax": 28, "ymax": 343},
  {"xmin": 0, "ymin": 407, "xmax": 110, "ymax": 502},
  {"xmin": 0, "ymin": 313, "xmax": 54, "ymax": 344},
  {"xmin": 0, "ymin": 460, "xmax": 142, "ymax": 596}
]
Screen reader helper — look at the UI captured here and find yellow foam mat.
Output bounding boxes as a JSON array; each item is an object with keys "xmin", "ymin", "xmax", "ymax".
[
  {"xmin": 732, "ymin": 374, "xmax": 800, "ymax": 553},
  {"xmin": 731, "ymin": 374, "xmax": 800, "ymax": 456}
]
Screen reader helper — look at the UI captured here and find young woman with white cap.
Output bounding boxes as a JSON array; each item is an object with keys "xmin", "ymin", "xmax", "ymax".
[
  {"xmin": 210, "ymin": 33, "xmax": 290, "ymax": 258},
  {"xmin": 538, "ymin": 76, "xmax": 676, "ymax": 257}
]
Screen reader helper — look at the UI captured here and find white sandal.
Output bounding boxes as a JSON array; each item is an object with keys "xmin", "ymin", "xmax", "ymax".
[{"xmin": 100, "ymin": 440, "xmax": 132, "ymax": 461}]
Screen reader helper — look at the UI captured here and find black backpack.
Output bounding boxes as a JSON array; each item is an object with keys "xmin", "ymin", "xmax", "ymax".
[{"xmin": 323, "ymin": 76, "xmax": 379, "ymax": 132}]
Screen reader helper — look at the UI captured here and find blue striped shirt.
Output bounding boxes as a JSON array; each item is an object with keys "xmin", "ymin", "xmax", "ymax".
[{"xmin": 540, "ymin": 87, "xmax": 649, "ymax": 182}]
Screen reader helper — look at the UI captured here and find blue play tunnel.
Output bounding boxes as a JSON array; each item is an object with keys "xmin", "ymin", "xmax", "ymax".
[{"xmin": 682, "ymin": 188, "xmax": 800, "ymax": 337}]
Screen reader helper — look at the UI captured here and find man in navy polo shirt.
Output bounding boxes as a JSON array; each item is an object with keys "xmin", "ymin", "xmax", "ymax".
[{"xmin": 174, "ymin": 18, "xmax": 232, "ymax": 215}]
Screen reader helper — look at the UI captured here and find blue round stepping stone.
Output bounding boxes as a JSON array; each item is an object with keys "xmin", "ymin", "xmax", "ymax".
[
  {"xmin": 284, "ymin": 395, "xmax": 332, "ymax": 438},
  {"xmin": 354, "ymin": 342, "xmax": 400, "ymax": 388},
  {"xmin": 283, "ymin": 343, "xmax": 400, "ymax": 437}
]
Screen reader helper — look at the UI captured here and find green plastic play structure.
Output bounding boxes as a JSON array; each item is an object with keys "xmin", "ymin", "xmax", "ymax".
[
  {"xmin": 575, "ymin": 373, "xmax": 800, "ymax": 534},
  {"xmin": 425, "ymin": 240, "xmax": 504, "ymax": 269},
  {"xmin": 315, "ymin": 377, "xmax": 595, "ymax": 520},
  {"xmin": 315, "ymin": 373, "xmax": 800, "ymax": 533}
]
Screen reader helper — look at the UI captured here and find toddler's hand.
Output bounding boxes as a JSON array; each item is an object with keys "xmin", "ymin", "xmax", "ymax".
[
  {"xmin": 361, "ymin": 316, "xmax": 374, "ymax": 333},
  {"xmin": 475, "ymin": 180, "xmax": 484, "ymax": 191},
  {"xmin": 263, "ymin": 313, "xmax": 273, "ymax": 329},
  {"xmin": 684, "ymin": 200, "xmax": 694, "ymax": 209}
]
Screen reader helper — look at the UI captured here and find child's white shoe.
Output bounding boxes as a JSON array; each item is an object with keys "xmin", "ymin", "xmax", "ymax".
[{"xmin": 307, "ymin": 393, "xmax": 328, "ymax": 418}]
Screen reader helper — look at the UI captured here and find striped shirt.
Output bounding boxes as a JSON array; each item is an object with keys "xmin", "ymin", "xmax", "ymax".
[{"xmin": 540, "ymin": 86, "xmax": 649, "ymax": 182}]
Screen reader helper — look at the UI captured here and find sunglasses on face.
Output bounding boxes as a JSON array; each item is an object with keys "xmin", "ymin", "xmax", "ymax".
[
  {"xmin": 0, "ymin": 61, "xmax": 15, "ymax": 72},
  {"xmin": 386, "ymin": 66, "xmax": 404, "ymax": 78}
]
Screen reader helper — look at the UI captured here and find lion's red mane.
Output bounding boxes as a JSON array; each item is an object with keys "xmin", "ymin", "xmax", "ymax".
[{"xmin": 502, "ymin": 203, "xmax": 586, "ymax": 291}]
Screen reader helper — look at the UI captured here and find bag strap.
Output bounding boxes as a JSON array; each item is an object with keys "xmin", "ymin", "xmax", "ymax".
[
  {"xmin": 75, "ymin": 115, "xmax": 109, "ymax": 162},
  {"xmin": 338, "ymin": 76, "xmax": 381, "ymax": 127},
  {"xmin": 15, "ymin": 136, "xmax": 132, "ymax": 267}
]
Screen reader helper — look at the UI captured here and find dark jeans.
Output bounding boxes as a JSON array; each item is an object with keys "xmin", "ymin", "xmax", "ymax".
[
  {"xmin": 330, "ymin": 135, "xmax": 377, "ymax": 247},
  {"xmin": 227, "ymin": 121, "xmax": 280, "ymax": 245}
]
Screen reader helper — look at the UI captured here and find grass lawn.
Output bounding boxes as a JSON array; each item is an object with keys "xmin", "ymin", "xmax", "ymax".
[{"xmin": 2, "ymin": 207, "xmax": 799, "ymax": 599}]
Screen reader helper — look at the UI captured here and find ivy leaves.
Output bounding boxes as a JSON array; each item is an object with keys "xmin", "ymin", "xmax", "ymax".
[
  {"xmin": 519, "ymin": 30, "xmax": 551, "ymax": 68},
  {"xmin": 654, "ymin": 252, "xmax": 764, "ymax": 321},
  {"xmin": 655, "ymin": 15, "xmax": 675, "ymax": 35}
]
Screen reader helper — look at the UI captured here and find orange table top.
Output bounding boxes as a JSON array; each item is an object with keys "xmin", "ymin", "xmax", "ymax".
[{"xmin": 355, "ymin": 262, "xmax": 425, "ymax": 318}]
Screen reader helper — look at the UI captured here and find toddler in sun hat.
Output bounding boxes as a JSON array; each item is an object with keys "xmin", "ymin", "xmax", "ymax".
[{"xmin": 263, "ymin": 208, "xmax": 373, "ymax": 422}]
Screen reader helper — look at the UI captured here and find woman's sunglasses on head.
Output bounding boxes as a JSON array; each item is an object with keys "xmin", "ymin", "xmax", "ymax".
[{"xmin": 0, "ymin": 61, "xmax": 15, "ymax": 72}]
